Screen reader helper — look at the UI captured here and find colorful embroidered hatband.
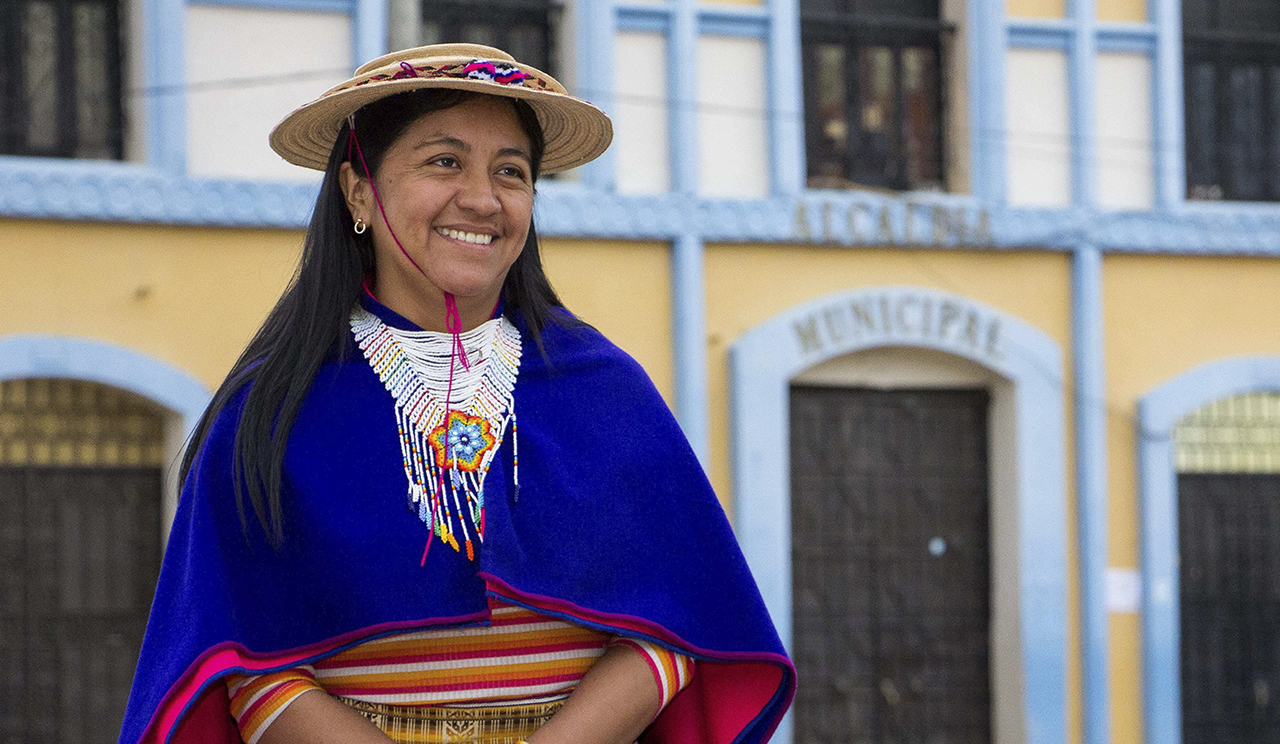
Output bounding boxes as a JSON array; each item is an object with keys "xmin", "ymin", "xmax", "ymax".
[{"xmin": 346, "ymin": 59, "xmax": 550, "ymax": 94}]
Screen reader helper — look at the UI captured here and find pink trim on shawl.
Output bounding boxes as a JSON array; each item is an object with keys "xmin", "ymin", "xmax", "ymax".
[
  {"xmin": 138, "ymin": 611, "xmax": 489, "ymax": 744},
  {"xmin": 479, "ymin": 573, "xmax": 795, "ymax": 744}
]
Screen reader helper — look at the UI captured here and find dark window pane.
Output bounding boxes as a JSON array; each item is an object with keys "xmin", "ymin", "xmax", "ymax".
[
  {"xmin": 1271, "ymin": 66, "xmax": 1280, "ymax": 198},
  {"xmin": 506, "ymin": 24, "xmax": 546, "ymax": 72},
  {"xmin": 460, "ymin": 23, "xmax": 499, "ymax": 48},
  {"xmin": 23, "ymin": 0, "xmax": 60, "ymax": 153},
  {"xmin": 855, "ymin": 45, "xmax": 897, "ymax": 185},
  {"xmin": 73, "ymin": 2, "xmax": 115, "ymax": 159},
  {"xmin": 902, "ymin": 45, "xmax": 940, "ymax": 187},
  {"xmin": 1228, "ymin": 64, "xmax": 1265, "ymax": 200},
  {"xmin": 1186, "ymin": 62, "xmax": 1222, "ymax": 198},
  {"xmin": 807, "ymin": 44, "xmax": 847, "ymax": 184}
]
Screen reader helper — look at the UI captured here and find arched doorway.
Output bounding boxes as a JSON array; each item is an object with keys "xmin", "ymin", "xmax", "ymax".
[
  {"xmin": 0, "ymin": 378, "xmax": 165, "ymax": 742},
  {"xmin": 1139, "ymin": 358, "xmax": 1280, "ymax": 744},
  {"xmin": 730, "ymin": 287, "xmax": 1067, "ymax": 744}
]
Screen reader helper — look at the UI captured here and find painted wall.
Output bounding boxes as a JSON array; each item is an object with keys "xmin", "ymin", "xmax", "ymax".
[
  {"xmin": 1102, "ymin": 254, "xmax": 1280, "ymax": 744},
  {"xmin": 1008, "ymin": 0, "xmax": 1067, "ymax": 19},
  {"xmin": 185, "ymin": 5, "xmax": 351, "ymax": 182},
  {"xmin": 0, "ymin": 220, "xmax": 671, "ymax": 403}
]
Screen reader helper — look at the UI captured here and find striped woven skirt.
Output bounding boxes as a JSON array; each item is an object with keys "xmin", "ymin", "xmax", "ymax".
[{"xmin": 339, "ymin": 696, "xmax": 565, "ymax": 744}]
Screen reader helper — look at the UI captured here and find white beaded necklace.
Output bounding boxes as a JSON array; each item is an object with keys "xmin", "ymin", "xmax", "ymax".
[{"xmin": 350, "ymin": 306, "xmax": 522, "ymax": 561}]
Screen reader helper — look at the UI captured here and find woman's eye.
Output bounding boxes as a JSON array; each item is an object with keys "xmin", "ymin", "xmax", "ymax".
[
  {"xmin": 498, "ymin": 165, "xmax": 527, "ymax": 180},
  {"xmin": 430, "ymin": 156, "xmax": 459, "ymax": 168}
]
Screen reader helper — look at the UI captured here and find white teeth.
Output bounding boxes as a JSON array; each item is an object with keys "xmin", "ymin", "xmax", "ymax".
[{"xmin": 436, "ymin": 227, "xmax": 494, "ymax": 245}]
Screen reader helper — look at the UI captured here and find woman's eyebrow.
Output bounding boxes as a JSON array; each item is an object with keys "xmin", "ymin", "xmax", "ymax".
[
  {"xmin": 412, "ymin": 136, "xmax": 469, "ymax": 152},
  {"xmin": 498, "ymin": 147, "xmax": 532, "ymax": 164}
]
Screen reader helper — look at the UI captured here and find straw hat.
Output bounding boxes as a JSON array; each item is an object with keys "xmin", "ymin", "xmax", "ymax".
[{"xmin": 270, "ymin": 43, "xmax": 612, "ymax": 174}]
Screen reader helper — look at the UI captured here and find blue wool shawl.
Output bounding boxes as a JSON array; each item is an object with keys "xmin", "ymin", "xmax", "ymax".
[{"xmin": 119, "ymin": 295, "xmax": 795, "ymax": 744}]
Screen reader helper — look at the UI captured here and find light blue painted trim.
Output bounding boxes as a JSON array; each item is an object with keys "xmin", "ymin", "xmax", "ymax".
[
  {"xmin": 1008, "ymin": 23, "xmax": 1073, "ymax": 49},
  {"xmin": 669, "ymin": 0, "xmax": 698, "ymax": 195},
  {"xmin": 767, "ymin": 0, "xmax": 804, "ymax": 195},
  {"xmin": 1152, "ymin": 0, "xmax": 1185, "ymax": 210},
  {"xmin": 697, "ymin": 8, "xmax": 768, "ymax": 38},
  {"xmin": 1096, "ymin": 22, "xmax": 1158, "ymax": 52},
  {"xmin": 730, "ymin": 286, "xmax": 1067, "ymax": 744},
  {"xmin": 671, "ymin": 234, "xmax": 709, "ymax": 466},
  {"xmin": 188, "ymin": 0, "xmax": 353, "ymax": 12},
  {"xmin": 1181, "ymin": 199, "xmax": 1280, "ymax": 217},
  {"xmin": 1070, "ymin": 0, "xmax": 1098, "ymax": 211},
  {"xmin": 576, "ymin": 0, "xmax": 616, "ymax": 191},
  {"xmin": 352, "ymin": 0, "xmax": 388, "ymax": 69},
  {"xmin": 1073, "ymin": 244, "xmax": 1110, "ymax": 744},
  {"xmin": 0, "ymin": 156, "xmax": 320, "ymax": 225},
  {"xmin": 0, "ymin": 335, "xmax": 211, "ymax": 437},
  {"xmin": 972, "ymin": 0, "xmax": 1007, "ymax": 204},
  {"xmin": 616, "ymin": 5, "xmax": 669, "ymax": 34},
  {"xmin": 148, "ymin": 0, "xmax": 187, "ymax": 173},
  {"xmin": 1137, "ymin": 356, "xmax": 1280, "ymax": 744}
]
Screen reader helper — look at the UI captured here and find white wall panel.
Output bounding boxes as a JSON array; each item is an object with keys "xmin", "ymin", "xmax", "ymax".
[
  {"xmin": 1005, "ymin": 48, "xmax": 1071, "ymax": 207},
  {"xmin": 614, "ymin": 32, "xmax": 670, "ymax": 194},
  {"xmin": 1096, "ymin": 52, "xmax": 1154, "ymax": 210},
  {"xmin": 696, "ymin": 35, "xmax": 768, "ymax": 198},
  {"xmin": 185, "ymin": 6, "xmax": 350, "ymax": 182}
]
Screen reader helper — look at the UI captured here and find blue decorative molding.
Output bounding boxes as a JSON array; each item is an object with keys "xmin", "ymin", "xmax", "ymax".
[
  {"xmin": 1097, "ymin": 22, "xmax": 1158, "ymax": 52},
  {"xmin": 0, "ymin": 156, "xmax": 319, "ymax": 226},
  {"xmin": 188, "ymin": 0, "xmax": 353, "ymax": 12},
  {"xmin": 5, "ymin": 163, "xmax": 1280, "ymax": 254},
  {"xmin": 0, "ymin": 335, "xmax": 211, "ymax": 436},
  {"xmin": 730, "ymin": 286, "xmax": 1068, "ymax": 744},
  {"xmin": 698, "ymin": 7, "xmax": 769, "ymax": 38},
  {"xmin": 1137, "ymin": 356, "xmax": 1280, "ymax": 744},
  {"xmin": 768, "ymin": 0, "xmax": 805, "ymax": 195},
  {"xmin": 973, "ymin": 0, "xmax": 1008, "ymax": 204},
  {"xmin": 615, "ymin": 4, "xmax": 669, "ymax": 34},
  {"xmin": 1007, "ymin": 20, "xmax": 1073, "ymax": 49},
  {"xmin": 575, "ymin": 0, "xmax": 616, "ymax": 191}
]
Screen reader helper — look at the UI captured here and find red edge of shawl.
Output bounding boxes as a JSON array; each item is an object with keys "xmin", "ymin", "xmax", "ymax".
[
  {"xmin": 137, "ymin": 610, "xmax": 490, "ymax": 744},
  {"xmin": 479, "ymin": 572, "xmax": 797, "ymax": 744}
]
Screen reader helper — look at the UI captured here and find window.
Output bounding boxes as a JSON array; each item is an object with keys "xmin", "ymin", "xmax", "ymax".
[
  {"xmin": 1183, "ymin": 0, "xmax": 1280, "ymax": 202},
  {"xmin": 0, "ymin": 0, "xmax": 125, "ymax": 160},
  {"xmin": 801, "ymin": 0, "xmax": 948, "ymax": 192},
  {"xmin": 421, "ymin": 0, "xmax": 558, "ymax": 75}
]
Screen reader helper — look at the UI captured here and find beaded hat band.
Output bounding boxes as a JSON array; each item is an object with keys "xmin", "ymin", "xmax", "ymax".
[{"xmin": 270, "ymin": 43, "xmax": 613, "ymax": 174}]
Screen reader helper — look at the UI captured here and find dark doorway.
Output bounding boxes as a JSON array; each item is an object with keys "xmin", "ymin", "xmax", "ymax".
[
  {"xmin": 1180, "ymin": 472, "xmax": 1280, "ymax": 744},
  {"xmin": 791, "ymin": 386, "xmax": 992, "ymax": 744}
]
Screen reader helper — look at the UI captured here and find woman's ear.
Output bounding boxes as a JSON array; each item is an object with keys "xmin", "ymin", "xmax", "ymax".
[{"xmin": 338, "ymin": 161, "xmax": 371, "ymax": 222}]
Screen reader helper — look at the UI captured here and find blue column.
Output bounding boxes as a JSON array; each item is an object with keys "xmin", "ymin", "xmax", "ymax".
[
  {"xmin": 1071, "ymin": 0, "xmax": 1098, "ymax": 208},
  {"xmin": 767, "ymin": 0, "xmax": 804, "ymax": 195},
  {"xmin": 353, "ymin": 0, "xmax": 389, "ymax": 69},
  {"xmin": 672, "ymin": 233, "xmax": 709, "ymax": 467},
  {"xmin": 575, "ymin": 0, "xmax": 616, "ymax": 191},
  {"xmin": 1152, "ymin": 0, "xmax": 1186, "ymax": 210},
  {"xmin": 146, "ymin": 0, "xmax": 186, "ymax": 174},
  {"xmin": 1073, "ymin": 242, "xmax": 1110, "ymax": 744}
]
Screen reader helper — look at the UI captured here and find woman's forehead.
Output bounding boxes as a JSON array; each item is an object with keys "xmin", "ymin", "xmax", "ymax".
[{"xmin": 396, "ymin": 96, "xmax": 531, "ymax": 153}]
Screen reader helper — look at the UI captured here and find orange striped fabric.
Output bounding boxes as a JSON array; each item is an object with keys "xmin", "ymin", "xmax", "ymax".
[{"xmin": 225, "ymin": 600, "xmax": 694, "ymax": 744}]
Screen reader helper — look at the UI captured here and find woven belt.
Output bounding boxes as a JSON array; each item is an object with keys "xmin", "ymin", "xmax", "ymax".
[{"xmin": 338, "ymin": 696, "xmax": 565, "ymax": 744}]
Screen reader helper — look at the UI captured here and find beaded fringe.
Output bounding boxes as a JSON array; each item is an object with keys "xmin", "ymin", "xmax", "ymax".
[{"xmin": 351, "ymin": 308, "xmax": 522, "ymax": 560}]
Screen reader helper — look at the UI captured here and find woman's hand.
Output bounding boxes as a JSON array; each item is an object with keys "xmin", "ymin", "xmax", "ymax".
[
  {"xmin": 256, "ymin": 689, "xmax": 396, "ymax": 744},
  {"xmin": 527, "ymin": 643, "xmax": 663, "ymax": 744}
]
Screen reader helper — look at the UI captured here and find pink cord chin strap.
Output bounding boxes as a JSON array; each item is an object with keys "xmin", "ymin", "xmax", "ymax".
[{"xmin": 350, "ymin": 119, "xmax": 474, "ymax": 566}]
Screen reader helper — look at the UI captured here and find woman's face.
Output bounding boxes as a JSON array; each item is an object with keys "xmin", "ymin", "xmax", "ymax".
[{"xmin": 341, "ymin": 95, "xmax": 534, "ymax": 329}]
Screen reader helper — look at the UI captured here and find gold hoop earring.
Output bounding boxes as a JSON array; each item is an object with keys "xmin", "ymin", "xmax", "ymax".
[{"xmin": 353, "ymin": 218, "xmax": 367, "ymax": 235}]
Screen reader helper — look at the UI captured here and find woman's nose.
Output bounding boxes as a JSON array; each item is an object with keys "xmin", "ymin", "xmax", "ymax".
[{"xmin": 454, "ymin": 170, "xmax": 501, "ymax": 216}]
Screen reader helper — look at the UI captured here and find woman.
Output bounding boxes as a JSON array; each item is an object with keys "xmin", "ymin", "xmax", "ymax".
[{"xmin": 119, "ymin": 44, "xmax": 794, "ymax": 744}]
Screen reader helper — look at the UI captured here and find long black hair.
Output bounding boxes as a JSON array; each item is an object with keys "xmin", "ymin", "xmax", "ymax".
[{"xmin": 180, "ymin": 88, "xmax": 570, "ymax": 546}]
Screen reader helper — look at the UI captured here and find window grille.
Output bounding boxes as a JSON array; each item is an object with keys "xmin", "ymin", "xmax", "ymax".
[
  {"xmin": 421, "ymin": 0, "xmax": 558, "ymax": 75},
  {"xmin": 0, "ymin": 378, "xmax": 162, "ymax": 742},
  {"xmin": 0, "ymin": 0, "xmax": 125, "ymax": 160},
  {"xmin": 1177, "ymin": 391, "xmax": 1280, "ymax": 743},
  {"xmin": 0, "ymin": 378, "xmax": 164, "ymax": 468},
  {"xmin": 1175, "ymin": 392, "xmax": 1280, "ymax": 473},
  {"xmin": 800, "ymin": 0, "xmax": 949, "ymax": 192},
  {"xmin": 1183, "ymin": 0, "xmax": 1280, "ymax": 202}
]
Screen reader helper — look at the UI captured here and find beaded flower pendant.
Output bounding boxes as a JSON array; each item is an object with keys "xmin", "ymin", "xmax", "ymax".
[{"xmin": 350, "ymin": 308, "xmax": 522, "ymax": 561}]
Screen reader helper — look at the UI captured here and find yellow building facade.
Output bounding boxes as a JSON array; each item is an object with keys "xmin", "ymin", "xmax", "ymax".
[{"xmin": 3, "ymin": 0, "xmax": 1280, "ymax": 742}]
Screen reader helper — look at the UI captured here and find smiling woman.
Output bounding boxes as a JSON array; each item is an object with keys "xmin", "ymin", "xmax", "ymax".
[{"xmin": 117, "ymin": 44, "xmax": 795, "ymax": 744}]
